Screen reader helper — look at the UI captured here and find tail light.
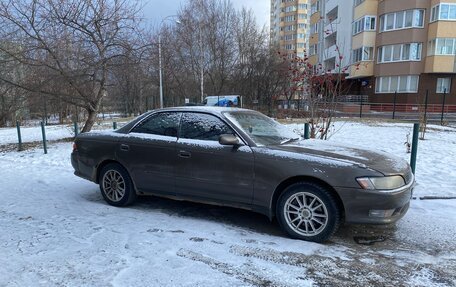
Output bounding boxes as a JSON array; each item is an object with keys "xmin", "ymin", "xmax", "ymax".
[{"xmin": 73, "ymin": 143, "xmax": 78, "ymax": 152}]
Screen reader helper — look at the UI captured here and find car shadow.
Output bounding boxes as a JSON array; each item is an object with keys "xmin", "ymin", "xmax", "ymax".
[
  {"xmin": 134, "ymin": 195, "xmax": 285, "ymax": 237},
  {"xmin": 81, "ymin": 190, "xmax": 400, "ymax": 246}
]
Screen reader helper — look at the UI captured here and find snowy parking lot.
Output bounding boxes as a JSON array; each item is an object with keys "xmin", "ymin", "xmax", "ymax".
[{"xmin": 0, "ymin": 120, "xmax": 455, "ymax": 286}]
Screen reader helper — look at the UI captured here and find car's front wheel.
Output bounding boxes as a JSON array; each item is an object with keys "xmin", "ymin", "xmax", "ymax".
[
  {"xmin": 99, "ymin": 163, "xmax": 136, "ymax": 207},
  {"xmin": 276, "ymin": 182, "xmax": 341, "ymax": 242}
]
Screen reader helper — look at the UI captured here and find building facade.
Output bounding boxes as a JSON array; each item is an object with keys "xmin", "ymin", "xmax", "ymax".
[
  {"xmin": 309, "ymin": 0, "xmax": 354, "ymax": 73},
  {"xmin": 306, "ymin": 0, "xmax": 456, "ymax": 105},
  {"xmin": 270, "ymin": 0, "xmax": 310, "ymax": 59}
]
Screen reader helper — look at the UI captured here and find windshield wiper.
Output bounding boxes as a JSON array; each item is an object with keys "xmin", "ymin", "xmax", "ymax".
[{"xmin": 280, "ymin": 137, "xmax": 301, "ymax": 145}]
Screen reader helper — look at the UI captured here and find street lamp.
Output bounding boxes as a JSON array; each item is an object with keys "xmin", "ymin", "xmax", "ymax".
[{"xmin": 159, "ymin": 15, "xmax": 180, "ymax": 109}]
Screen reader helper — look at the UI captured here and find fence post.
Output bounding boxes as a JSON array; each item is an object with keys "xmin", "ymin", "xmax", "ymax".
[
  {"xmin": 16, "ymin": 121, "xmax": 23, "ymax": 151},
  {"xmin": 359, "ymin": 96, "xmax": 363, "ymax": 118},
  {"xmin": 113, "ymin": 121, "xmax": 117, "ymax": 130},
  {"xmin": 441, "ymin": 89, "xmax": 447, "ymax": 125},
  {"xmin": 410, "ymin": 123, "xmax": 419, "ymax": 174},
  {"xmin": 304, "ymin": 123, "xmax": 310, "ymax": 139},
  {"xmin": 74, "ymin": 122, "xmax": 79, "ymax": 137},
  {"xmin": 424, "ymin": 90, "xmax": 429, "ymax": 122},
  {"xmin": 40, "ymin": 121, "xmax": 47, "ymax": 154},
  {"xmin": 392, "ymin": 91, "xmax": 397, "ymax": 120}
]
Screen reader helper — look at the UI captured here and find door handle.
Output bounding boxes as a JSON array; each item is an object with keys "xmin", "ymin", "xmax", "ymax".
[
  {"xmin": 178, "ymin": 150, "xmax": 191, "ymax": 158},
  {"xmin": 120, "ymin": 144, "xmax": 130, "ymax": 151}
]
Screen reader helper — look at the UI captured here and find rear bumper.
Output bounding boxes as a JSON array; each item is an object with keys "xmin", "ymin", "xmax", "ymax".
[
  {"xmin": 71, "ymin": 152, "xmax": 96, "ymax": 182},
  {"xmin": 336, "ymin": 180, "xmax": 414, "ymax": 224}
]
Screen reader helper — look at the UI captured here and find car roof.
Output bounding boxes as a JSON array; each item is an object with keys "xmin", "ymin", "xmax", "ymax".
[{"xmin": 156, "ymin": 106, "xmax": 254, "ymax": 116}]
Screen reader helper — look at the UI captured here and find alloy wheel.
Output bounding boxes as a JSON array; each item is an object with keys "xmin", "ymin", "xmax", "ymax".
[{"xmin": 283, "ymin": 191, "xmax": 329, "ymax": 236}]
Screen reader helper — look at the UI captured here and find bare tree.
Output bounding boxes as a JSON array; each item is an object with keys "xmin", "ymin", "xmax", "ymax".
[
  {"xmin": 158, "ymin": 0, "xmax": 284, "ymax": 111},
  {"xmin": 278, "ymin": 47, "xmax": 352, "ymax": 139},
  {"xmin": 0, "ymin": 42, "xmax": 28, "ymax": 126},
  {"xmin": 0, "ymin": 0, "xmax": 142, "ymax": 131}
]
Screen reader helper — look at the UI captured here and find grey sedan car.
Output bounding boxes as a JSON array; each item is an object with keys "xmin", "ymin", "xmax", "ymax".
[{"xmin": 71, "ymin": 107, "xmax": 414, "ymax": 242}]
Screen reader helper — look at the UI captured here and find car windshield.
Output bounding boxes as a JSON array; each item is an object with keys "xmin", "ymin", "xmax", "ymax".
[{"xmin": 224, "ymin": 111, "xmax": 300, "ymax": 146}]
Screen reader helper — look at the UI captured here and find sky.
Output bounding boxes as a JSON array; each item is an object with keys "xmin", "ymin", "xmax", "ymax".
[{"xmin": 142, "ymin": 0, "xmax": 270, "ymax": 28}]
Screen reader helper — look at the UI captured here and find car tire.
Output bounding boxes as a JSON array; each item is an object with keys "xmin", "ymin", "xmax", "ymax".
[
  {"xmin": 276, "ymin": 182, "xmax": 341, "ymax": 243},
  {"xmin": 99, "ymin": 163, "xmax": 136, "ymax": 207}
]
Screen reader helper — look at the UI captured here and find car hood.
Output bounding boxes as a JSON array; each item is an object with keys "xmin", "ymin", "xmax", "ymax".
[{"xmin": 268, "ymin": 139, "xmax": 413, "ymax": 181}]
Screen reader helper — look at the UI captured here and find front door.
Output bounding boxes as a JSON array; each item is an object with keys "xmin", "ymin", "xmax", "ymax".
[{"xmin": 175, "ymin": 112, "xmax": 254, "ymax": 204}]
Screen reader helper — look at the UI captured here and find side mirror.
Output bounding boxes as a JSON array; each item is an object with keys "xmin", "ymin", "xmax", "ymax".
[{"xmin": 219, "ymin": 134, "xmax": 240, "ymax": 146}]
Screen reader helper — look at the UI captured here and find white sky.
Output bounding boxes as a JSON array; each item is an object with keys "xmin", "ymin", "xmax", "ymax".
[{"xmin": 142, "ymin": 0, "xmax": 270, "ymax": 28}]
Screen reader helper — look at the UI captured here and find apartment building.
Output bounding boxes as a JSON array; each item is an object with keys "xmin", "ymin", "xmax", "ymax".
[
  {"xmin": 270, "ymin": 0, "xmax": 310, "ymax": 59},
  {"xmin": 307, "ymin": 0, "xmax": 456, "ymax": 105},
  {"xmin": 309, "ymin": 0, "xmax": 353, "ymax": 72}
]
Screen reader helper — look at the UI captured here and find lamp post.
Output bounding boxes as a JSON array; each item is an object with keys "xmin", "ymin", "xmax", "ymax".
[
  {"xmin": 199, "ymin": 26, "xmax": 204, "ymax": 103},
  {"xmin": 159, "ymin": 15, "xmax": 180, "ymax": 109}
]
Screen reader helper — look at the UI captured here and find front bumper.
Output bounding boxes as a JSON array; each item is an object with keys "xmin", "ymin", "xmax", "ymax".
[{"xmin": 336, "ymin": 178, "xmax": 415, "ymax": 224}]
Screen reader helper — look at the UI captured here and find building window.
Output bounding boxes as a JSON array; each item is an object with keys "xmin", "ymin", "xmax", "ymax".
[
  {"xmin": 285, "ymin": 25, "xmax": 296, "ymax": 31},
  {"xmin": 428, "ymin": 38, "xmax": 456, "ymax": 55},
  {"xmin": 379, "ymin": 9, "xmax": 424, "ymax": 32},
  {"xmin": 311, "ymin": 23, "xmax": 319, "ymax": 34},
  {"xmin": 284, "ymin": 34, "xmax": 296, "ymax": 41},
  {"xmin": 310, "ymin": 44, "xmax": 318, "ymax": 56},
  {"xmin": 325, "ymin": 32, "xmax": 337, "ymax": 49},
  {"xmin": 298, "ymin": 4, "xmax": 307, "ymax": 10},
  {"xmin": 283, "ymin": 6, "xmax": 297, "ymax": 13},
  {"xmin": 352, "ymin": 16, "xmax": 376, "ymax": 35},
  {"xmin": 375, "ymin": 75, "xmax": 419, "ymax": 93},
  {"xmin": 377, "ymin": 43, "xmax": 422, "ymax": 63},
  {"xmin": 353, "ymin": 47, "xmax": 374, "ymax": 63},
  {"xmin": 284, "ymin": 15, "xmax": 296, "ymax": 22},
  {"xmin": 354, "ymin": 0, "xmax": 365, "ymax": 7},
  {"xmin": 431, "ymin": 3, "xmax": 456, "ymax": 22},
  {"xmin": 298, "ymin": 23, "xmax": 307, "ymax": 29},
  {"xmin": 311, "ymin": 1, "xmax": 320, "ymax": 15},
  {"xmin": 437, "ymin": 78, "xmax": 451, "ymax": 93},
  {"xmin": 284, "ymin": 44, "xmax": 295, "ymax": 50},
  {"xmin": 324, "ymin": 57, "xmax": 336, "ymax": 71}
]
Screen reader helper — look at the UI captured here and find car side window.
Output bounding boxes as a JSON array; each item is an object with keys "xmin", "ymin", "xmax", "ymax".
[
  {"xmin": 180, "ymin": 113, "xmax": 234, "ymax": 141},
  {"xmin": 131, "ymin": 112, "xmax": 181, "ymax": 137}
]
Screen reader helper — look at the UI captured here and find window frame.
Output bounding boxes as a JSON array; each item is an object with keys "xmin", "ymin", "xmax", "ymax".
[
  {"xmin": 129, "ymin": 112, "xmax": 182, "ymax": 137},
  {"xmin": 377, "ymin": 43, "xmax": 422, "ymax": 63},
  {"xmin": 375, "ymin": 75, "xmax": 420, "ymax": 94},
  {"xmin": 354, "ymin": 0, "xmax": 365, "ymax": 7},
  {"xmin": 178, "ymin": 112, "xmax": 239, "ymax": 142},
  {"xmin": 431, "ymin": 3, "xmax": 456, "ymax": 22},
  {"xmin": 428, "ymin": 38, "xmax": 456, "ymax": 55},
  {"xmin": 379, "ymin": 9, "xmax": 425, "ymax": 33},
  {"xmin": 352, "ymin": 46, "xmax": 374, "ymax": 63},
  {"xmin": 436, "ymin": 78, "xmax": 451, "ymax": 93},
  {"xmin": 352, "ymin": 15, "xmax": 376, "ymax": 35}
]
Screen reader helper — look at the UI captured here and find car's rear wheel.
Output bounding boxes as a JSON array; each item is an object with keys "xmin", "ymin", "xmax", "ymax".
[
  {"xmin": 276, "ymin": 182, "xmax": 341, "ymax": 243},
  {"xmin": 99, "ymin": 163, "xmax": 136, "ymax": 206}
]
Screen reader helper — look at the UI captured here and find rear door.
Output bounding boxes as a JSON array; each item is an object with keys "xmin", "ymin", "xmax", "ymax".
[
  {"xmin": 174, "ymin": 112, "xmax": 254, "ymax": 204},
  {"xmin": 116, "ymin": 112, "xmax": 181, "ymax": 195}
]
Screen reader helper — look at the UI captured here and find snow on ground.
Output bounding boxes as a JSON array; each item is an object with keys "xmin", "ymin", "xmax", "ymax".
[{"xmin": 0, "ymin": 120, "xmax": 455, "ymax": 286}]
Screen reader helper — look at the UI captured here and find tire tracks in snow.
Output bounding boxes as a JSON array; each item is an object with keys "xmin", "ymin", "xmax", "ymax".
[
  {"xmin": 176, "ymin": 249, "xmax": 290, "ymax": 287},
  {"xmin": 229, "ymin": 245, "xmax": 456, "ymax": 287}
]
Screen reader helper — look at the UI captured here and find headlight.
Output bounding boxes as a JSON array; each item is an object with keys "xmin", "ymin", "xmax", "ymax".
[{"xmin": 356, "ymin": 176, "xmax": 405, "ymax": 191}]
